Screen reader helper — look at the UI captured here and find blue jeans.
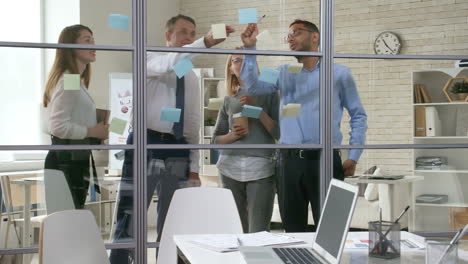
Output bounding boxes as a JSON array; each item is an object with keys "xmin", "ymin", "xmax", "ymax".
[{"xmin": 109, "ymin": 130, "xmax": 190, "ymax": 264}]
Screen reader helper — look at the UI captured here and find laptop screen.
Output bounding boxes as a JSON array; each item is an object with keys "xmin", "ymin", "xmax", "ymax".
[{"xmin": 314, "ymin": 184, "xmax": 356, "ymax": 258}]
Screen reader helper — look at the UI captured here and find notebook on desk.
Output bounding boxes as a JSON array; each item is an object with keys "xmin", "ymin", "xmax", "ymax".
[
  {"xmin": 239, "ymin": 179, "xmax": 359, "ymax": 264},
  {"xmin": 358, "ymin": 175, "xmax": 405, "ymax": 180},
  {"xmin": 347, "ymin": 175, "xmax": 405, "ymax": 180}
]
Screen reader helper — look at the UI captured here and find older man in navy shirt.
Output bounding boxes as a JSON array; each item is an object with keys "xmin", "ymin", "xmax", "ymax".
[{"xmin": 240, "ymin": 20, "xmax": 367, "ymax": 232}]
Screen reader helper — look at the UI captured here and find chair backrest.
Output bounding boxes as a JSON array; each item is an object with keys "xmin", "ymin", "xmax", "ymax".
[
  {"xmin": 0, "ymin": 175, "xmax": 13, "ymax": 249},
  {"xmin": 43, "ymin": 169, "xmax": 75, "ymax": 214},
  {"xmin": 0, "ymin": 175, "xmax": 13, "ymax": 215},
  {"xmin": 157, "ymin": 187, "xmax": 243, "ymax": 264},
  {"xmin": 39, "ymin": 209, "xmax": 110, "ymax": 264}
]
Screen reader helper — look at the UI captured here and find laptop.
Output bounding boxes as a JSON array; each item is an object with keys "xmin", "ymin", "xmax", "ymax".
[{"xmin": 240, "ymin": 179, "xmax": 359, "ymax": 264}]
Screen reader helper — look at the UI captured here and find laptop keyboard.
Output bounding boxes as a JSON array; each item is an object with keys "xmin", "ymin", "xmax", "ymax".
[{"xmin": 273, "ymin": 248, "xmax": 322, "ymax": 264}]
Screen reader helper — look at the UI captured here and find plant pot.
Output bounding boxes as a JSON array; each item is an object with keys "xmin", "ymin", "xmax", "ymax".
[
  {"xmin": 456, "ymin": 93, "xmax": 468, "ymax": 100},
  {"xmin": 204, "ymin": 126, "xmax": 215, "ymax": 136}
]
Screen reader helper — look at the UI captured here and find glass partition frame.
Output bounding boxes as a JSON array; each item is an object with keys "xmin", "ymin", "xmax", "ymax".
[{"xmin": 1, "ymin": 0, "xmax": 468, "ymax": 262}]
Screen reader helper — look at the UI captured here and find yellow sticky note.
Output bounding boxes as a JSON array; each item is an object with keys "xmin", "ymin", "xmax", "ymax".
[
  {"xmin": 288, "ymin": 63, "xmax": 303, "ymax": 74},
  {"xmin": 211, "ymin": 24, "xmax": 227, "ymax": 39},
  {"xmin": 257, "ymin": 30, "xmax": 273, "ymax": 43},
  {"xmin": 110, "ymin": 117, "xmax": 127, "ymax": 135},
  {"xmin": 208, "ymin": 98, "xmax": 224, "ymax": 110},
  {"xmin": 281, "ymin": 103, "xmax": 301, "ymax": 117},
  {"xmin": 256, "ymin": 30, "xmax": 274, "ymax": 49},
  {"xmin": 63, "ymin": 74, "xmax": 81, "ymax": 91}
]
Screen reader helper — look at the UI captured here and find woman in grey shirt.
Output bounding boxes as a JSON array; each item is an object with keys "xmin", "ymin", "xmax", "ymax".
[{"xmin": 212, "ymin": 52, "xmax": 279, "ymax": 233}]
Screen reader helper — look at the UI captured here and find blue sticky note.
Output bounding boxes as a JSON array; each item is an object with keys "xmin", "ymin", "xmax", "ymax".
[
  {"xmin": 172, "ymin": 57, "xmax": 194, "ymax": 79},
  {"xmin": 241, "ymin": 105, "xmax": 263, "ymax": 119},
  {"xmin": 108, "ymin": 14, "xmax": 130, "ymax": 31},
  {"xmin": 355, "ymin": 243, "xmax": 368, "ymax": 248},
  {"xmin": 238, "ymin": 8, "xmax": 258, "ymax": 24},
  {"xmin": 259, "ymin": 67, "xmax": 280, "ymax": 85},
  {"xmin": 160, "ymin": 107, "xmax": 181, "ymax": 123}
]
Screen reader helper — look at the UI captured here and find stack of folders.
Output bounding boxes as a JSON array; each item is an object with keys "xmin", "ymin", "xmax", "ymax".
[
  {"xmin": 414, "ymin": 106, "xmax": 441, "ymax": 137},
  {"xmin": 189, "ymin": 231, "xmax": 305, "ymax": 252},
  {"xmin": 414, "ymin": 84, "xmax": 432, "ymax": 103},
  {"xmin": 415, "ymin": 156, "xmax": 447, "ymax": 170}
]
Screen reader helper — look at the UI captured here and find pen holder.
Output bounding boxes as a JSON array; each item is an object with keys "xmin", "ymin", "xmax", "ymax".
[
  {"xmin": 368, "ymin": 221, "xmax": 401, "ymax": 259},
  {"xmin": 425, "ymin": 239, "xmax": 458, "ymax": 264}
]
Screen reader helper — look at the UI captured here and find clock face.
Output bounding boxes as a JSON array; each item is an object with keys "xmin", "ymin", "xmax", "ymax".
[{"xmin": 374, "ymin": 32, "xmax": 401, "ymax": 55}]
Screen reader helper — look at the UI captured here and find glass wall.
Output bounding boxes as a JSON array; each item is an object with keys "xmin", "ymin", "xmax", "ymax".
[
  {"xmin": 332, "ymin": 0, "xmax": 468, "ymax": 236},
  {"xmin": 1, "ymin": 0, "xmax": 467, "ymax": 263}
]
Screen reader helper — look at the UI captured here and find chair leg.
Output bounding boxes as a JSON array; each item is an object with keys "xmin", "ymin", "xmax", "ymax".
[{"xmin": 0, "ymin": 216, "xmax": 11, "ymax": 248}]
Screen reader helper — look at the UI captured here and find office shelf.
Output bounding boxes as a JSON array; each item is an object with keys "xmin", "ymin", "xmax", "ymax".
[
  {"xmin": 414, "ymin": 102, "xmax": 468, "ymax": 106},
  {"xmin": 412, "ymin": 68, "xmax": 468, "ymax": 232},
  {"xmin": 200, "ymin": 77, "xmax": 224, "ymax": 179},
  {"xmin": 415, "ymin": 202, "xmax": 468, "ymax": 208},
  {"xmin": 413, "ymin": 136, "xmax": 468, "ymax": 139},
  {"xmin": 415, "ymin": 170, "xmax": 468, "ymax": 174}
]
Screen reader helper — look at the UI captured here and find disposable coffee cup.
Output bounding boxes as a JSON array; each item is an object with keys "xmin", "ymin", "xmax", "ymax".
[{"xmin": 233, "ymin": 113, "xmax": 248, "ymax": 132}]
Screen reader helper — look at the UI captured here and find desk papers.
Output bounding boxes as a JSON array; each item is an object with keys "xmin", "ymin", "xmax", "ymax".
[
  {"xmin": 189, "ymin": 232, "xmax": 305, "ymax": 252},
  {"xmin": 345, "ymin": 238, "xmax": 425, "ymax": 251}
]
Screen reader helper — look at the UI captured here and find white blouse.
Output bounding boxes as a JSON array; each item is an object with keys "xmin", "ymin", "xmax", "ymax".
[{"xmin": 46, "ymin": 73, "xmax": 97, "ymax": 140}]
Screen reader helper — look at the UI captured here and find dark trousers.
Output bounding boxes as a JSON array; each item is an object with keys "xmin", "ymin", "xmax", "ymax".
[
  {"xmin": 109, "ymin": 130, "xmax": 189, "ymax": 264},
  {"xmin": 44, "ymin": 149, "xmax": 91, "ymax": 209},
  {"xmin": 276, "ymin": 150, "xmax": 344, "ymax": 232}
]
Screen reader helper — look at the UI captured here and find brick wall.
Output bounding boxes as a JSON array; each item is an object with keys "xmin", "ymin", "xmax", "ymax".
[{"xmin": 181, "ymin": 0, "xmax": 468, "ymax": 174}]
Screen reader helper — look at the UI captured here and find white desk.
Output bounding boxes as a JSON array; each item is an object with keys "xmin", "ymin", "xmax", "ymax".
[
  {"xmin": 7, "ymin": 173, "xmax": 43, "ymax": 264},
  {"xmin": 174, "ymin": 232, "xmax": 468, "ymax": 264},
  {"xmin": 345, "ymin": 176, "xmax": 423, "ymax": 231},
  {"xmin": 8, "ymin": 174, "xmax": 121, "ymax": 262}
]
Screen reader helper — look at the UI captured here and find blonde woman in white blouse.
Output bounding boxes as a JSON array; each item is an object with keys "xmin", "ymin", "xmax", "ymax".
[{"xmin": 42, "ymin": 25, "xmax": 108, "ymax": 209}]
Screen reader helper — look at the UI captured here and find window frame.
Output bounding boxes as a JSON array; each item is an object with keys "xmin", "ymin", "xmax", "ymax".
[{"xmin": 1, "ymin": 0, "xmax": 468, "ymax": 261}]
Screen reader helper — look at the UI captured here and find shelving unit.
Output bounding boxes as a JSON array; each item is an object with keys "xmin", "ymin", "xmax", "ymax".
[
  {"xmin": 412, "ymin": 68, "xmax": 468, "ymax": 232},
  {"xmin": 415, "ymin": 202, "xmax": 468, "ymax": 208},
  {"xmin": 199, "ymin": 77, "xmax": 225, "ymax": 186}
]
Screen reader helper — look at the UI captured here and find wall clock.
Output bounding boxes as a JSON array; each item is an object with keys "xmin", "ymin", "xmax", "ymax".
[{"xmin": 374, "ymin": 31, "xmax": 402, "ymax": 55}]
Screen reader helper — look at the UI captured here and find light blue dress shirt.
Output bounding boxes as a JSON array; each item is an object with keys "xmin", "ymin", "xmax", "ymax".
[{"xmin": 240, "ymin": 47, "xmax": 368, "ymax": 161}]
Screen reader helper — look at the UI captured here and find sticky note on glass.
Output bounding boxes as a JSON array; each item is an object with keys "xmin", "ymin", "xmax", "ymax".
[
  {"xmin": 259, "ymin": 67, "xmax": 280, "ymax": 84},
  {"xmin": 108, "ymin": 14, "xmax": 130, "ymax": 31},
  {"xmin": 110, "ymin": 117, "xmax": 127, "ymax": 135},
  {"xmin": 211, "ymin": 24, "xmax": 227, "ymax": 39},
  {"xmin": 256, "ymin": 30, "xmax": 274, "ymax": 48},
  {"xmin": 281, "ymin": 103, "xmax": 301, "ymax": 117},
  {"xmin": 172, "ymin": 57, "xmax": 194, "ymax": 78},
  {"xmin": 63, "ymin": 74, "xmax": 81, "ymax": 91},
  {"xmin": 241, "ymin": 105, "xmax": 262, "ymax": 119},
  {"xmin": 160, "ymin": 107, "xmax": 181, "ymax": 123},
  {"xmin": 288, "ymin": 63, "xmax": 303, "ymax": 73},
  {"xmin": 238, "ymin": 8, "xmax": 258, "ymax": 24},
  {"xmin": 208, "ymin": 98, "xmax": 224, "ymax": 110}
]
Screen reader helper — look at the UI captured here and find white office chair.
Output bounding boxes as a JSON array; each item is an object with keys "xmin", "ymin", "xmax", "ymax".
[
  {"xmin": 157, "ymin": 187, "xmax": 243, "ymax": 264},
  {"xmin": 43, "ymin": 169, "xmax": 75, "ymax": 214},
  {"xmin": 39, "ymin": 209, "xmax": 109, "ymax": 264}
]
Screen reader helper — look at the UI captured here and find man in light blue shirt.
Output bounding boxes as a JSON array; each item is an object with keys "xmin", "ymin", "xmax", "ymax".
[{"xmin": 240, "ymin": 20, "xmax": 367, "ymax": 232}]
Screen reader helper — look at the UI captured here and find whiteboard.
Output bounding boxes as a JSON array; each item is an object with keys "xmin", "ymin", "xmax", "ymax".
[{"xmin": 109, "ymin": 73, "xmax": 133, "ymax": 170}]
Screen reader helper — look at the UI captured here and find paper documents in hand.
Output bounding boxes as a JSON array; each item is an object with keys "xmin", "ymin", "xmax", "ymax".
[{"xmin": 190, "ymin": 232, "xmax": 305, "ymax": 252}]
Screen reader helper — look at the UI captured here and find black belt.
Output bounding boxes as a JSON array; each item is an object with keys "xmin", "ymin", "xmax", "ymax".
[
  {"xmin": 281, "ymin": 149, "xmax": 320, "ymax": 160},
  {"xmin": 281, "ymin": 149, "xmax": 341, "ymax": 160},
  {"xmin": 147, "ymin": 129, "xmax": 177, "ymax": 141}
]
